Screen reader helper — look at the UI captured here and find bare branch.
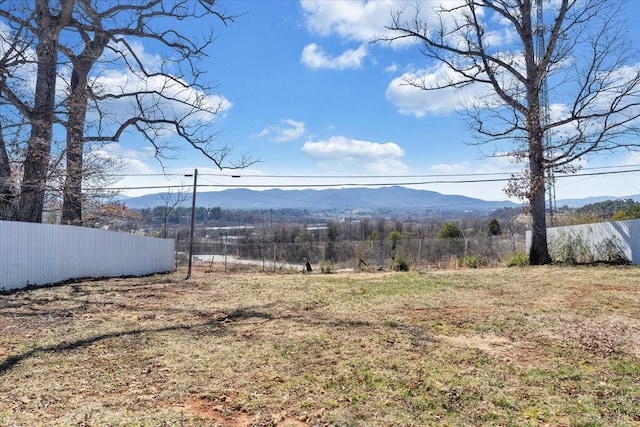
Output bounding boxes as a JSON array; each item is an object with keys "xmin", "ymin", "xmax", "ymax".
[{"xmin": 379, "ymin": 0, "xmax": 640, "ymax": 264}]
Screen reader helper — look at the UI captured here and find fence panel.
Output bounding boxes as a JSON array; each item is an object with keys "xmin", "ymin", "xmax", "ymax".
[
  {"xmin": 0, "ymin": 221, "xmax": 174, "ymax": 290},
  {"xmin": 526, "ymin": 219, "xmax": 640, "ymax": 264}
]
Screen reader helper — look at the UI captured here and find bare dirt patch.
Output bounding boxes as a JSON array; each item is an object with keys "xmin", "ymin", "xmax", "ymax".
[
  {"xmin": 177, "ymin": 396, "xmax": 255, "ymax": 427},
  {"xmin": 435, "ymin": 334, "xmax": 547, "ymax": 369}
]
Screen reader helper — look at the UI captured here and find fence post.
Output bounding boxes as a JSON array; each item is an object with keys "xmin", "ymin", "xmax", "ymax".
[{"xmin": 223, "ymin": 234, "xmax": 227, "ymax": 273}]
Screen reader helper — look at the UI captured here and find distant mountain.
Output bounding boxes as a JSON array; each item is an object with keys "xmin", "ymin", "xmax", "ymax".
[{"xmin": 122, "ymin": 186, "xmax": 518, "ymax": 213}]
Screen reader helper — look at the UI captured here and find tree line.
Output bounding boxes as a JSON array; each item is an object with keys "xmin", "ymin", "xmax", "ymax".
[
  {"xmin": 177, "ymin": 199, "xmax": 640, "ymax": 269},
  {"xmin": 175, "ymin": 215, "xmax": 519, "ymax": 270}
]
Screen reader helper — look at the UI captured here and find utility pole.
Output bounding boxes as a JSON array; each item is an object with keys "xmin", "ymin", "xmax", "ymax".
[{"xmin": 186, "ymin": 169, "xmax": 198, "ymax": 279}]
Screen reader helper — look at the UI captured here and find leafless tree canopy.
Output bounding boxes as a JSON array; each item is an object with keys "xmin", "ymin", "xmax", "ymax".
[
  {"xmin": 380, "ymin": 0, "xmax": 640, "ymax": 264},
  {"xmin": 0, "ymin": 0, "xmax": 253, "ymax": 224}
]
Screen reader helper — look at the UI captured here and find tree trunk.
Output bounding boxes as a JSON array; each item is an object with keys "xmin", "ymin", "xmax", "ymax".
[
  {"xmin": 62, "ymin": 70, "xmax": 88, "ymax": 225},
  {"xmin": 18, "ymin": 0, "xmax": 73, "ymax": 223},
  {"xmin": 529, "ymin": 183, "xmax": 551, "ymax": 264},
  {"xmin": 61, "ymin": 116, "xmax": 85, "ymax": 225},
  {"xmin": 528, "ymin": 127, "xmax": 552, "ymax": 265},
  {"xmin": 19, "ymin": 107, "xmax": 56, "ymax": 222},
  {"xmin": 62, "ymin": 30, "xmax": 108, "ymax": 225}
]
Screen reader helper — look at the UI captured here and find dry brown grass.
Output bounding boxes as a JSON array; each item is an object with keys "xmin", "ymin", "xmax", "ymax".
[{"xmin": 1, "ymin": 265, "xmax": 639, "ymax": 426}]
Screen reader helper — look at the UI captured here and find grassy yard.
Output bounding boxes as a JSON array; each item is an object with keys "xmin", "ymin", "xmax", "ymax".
[{"xmin": 1, "ymin": 266, "xmax": 639, "ymax": 426}]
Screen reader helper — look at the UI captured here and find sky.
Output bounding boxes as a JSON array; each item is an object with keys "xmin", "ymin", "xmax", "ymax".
[{"xmin": 105, "ymin": 0, "xmax": 640, "ymax": 203}]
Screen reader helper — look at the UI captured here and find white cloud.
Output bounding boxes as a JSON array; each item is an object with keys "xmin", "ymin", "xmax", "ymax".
[
  {"xmin": 431, "ymin": 154, "xmax": 522, "ymax": 175},
  {"xmin": 121, "ymin": 40, "xmax": 163, "ymax": 72},
  {"xmin": 300, "ymin": 0, "xmax": 469, "ymax": 47},
  {"xmin": 301, "ymin": 43, "xmax": 367, "ymax": 70},
  {"xmin": 256, "ymin": 119, "xmax": 307, "ymax": 143},
  {"xmin": 298, "ymin": 2, "xmax": 394, "ymax": 73},
  {"xmin": 87, "ymin": 68, "xmax": 232, "ymax": 138},
  {"xmin": 385, "ymin": 63, "xmax": 399, "ymax": 73},
  {"xmin": 301, "ymin": 135, "xmax": 408, "ymax": 173},
  {"xmin": 385, "ymin": 62, "xmax": 495, "ymax": 117},
  {"xmin": 91, "ymin": 143, "xmax": 155, "ymax": 175},
  {"xmin": 300, "ymin": 0, "xmax": 395, "ymax": 43},
  {"xmin": 430, "ymin": 162, "xmax": 472, "ymax": 174},
  {"xmin": 385, "ymin": 73, "xmax": 460, "ymax": 117},
  {"xmin": 0, "ymin": 22, "xmax": 38, "ymax": 98}
]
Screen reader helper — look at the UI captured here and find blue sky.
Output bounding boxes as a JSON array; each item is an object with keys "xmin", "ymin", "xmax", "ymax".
[{"xmin": 108, "ymin": 0, "xmax": 640, "ymax": 202}]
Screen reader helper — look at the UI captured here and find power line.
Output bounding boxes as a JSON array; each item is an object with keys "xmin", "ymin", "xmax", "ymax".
[
  {"xmin": 95, "ymin": 167, "xmax": 640, "ymax": 192},
  {"xmin": 108, "ymin": 163, "xmax": 640, "ymax": 179}
]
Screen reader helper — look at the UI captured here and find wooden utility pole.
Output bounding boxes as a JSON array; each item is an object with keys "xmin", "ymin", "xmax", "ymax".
[{"xmin": 186, "ymin": 169, "xmax": 198, "ymax": 279}]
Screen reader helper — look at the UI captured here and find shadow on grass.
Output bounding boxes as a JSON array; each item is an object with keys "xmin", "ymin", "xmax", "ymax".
[
  {"xmin": 0, "ymin": 305, "xmax": 274, "ymax": 376},
  {"xmin": 0, "ymin": 279, "xmax": 204, "ymax": 319},
  {"xmin": 0, "ymin": 298, "xmax": 426, "ymax": 378}
]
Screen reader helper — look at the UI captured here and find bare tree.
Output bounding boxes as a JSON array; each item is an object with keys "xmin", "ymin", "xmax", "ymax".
[
  {"xmin": 59, "ymin": 0, "xmax": 250, "ymax": 225},
  {"xmin": 0, "ymin": 123, "xmax": 16, "ymax": 219},
  {"xmin": 0, "ymin": 4, "xmax": 37, "ymax": 220},
  {"xmin": 381, "ymin": 0, "xmax": 640, "ymax": 264},
  {"xmin": 0, "ymin": 0, "xmax": 252, "ymax": 224},
  {"xmin": 83, "ymin": 200, "xmax": 141, "ymax": 232},
  {"xmin": 0, "ymin": 0, "xmax": 75, "ymax": 222},
  {"xmin": 0, "ymin": 24, "xmax": 26, "ymax": 219},
  {"xmin": 0, "ymin": 2, "xmax": 122, "ymax": 223},
  {"xmin": 157, "ymin": 187, "xmax": 190, "ymax": 238},
  {"xmin": 39, "ymin": 138, "xmax": 123, "ymax": 222}
]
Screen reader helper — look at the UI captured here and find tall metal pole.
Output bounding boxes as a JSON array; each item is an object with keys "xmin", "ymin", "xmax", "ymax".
[
  {"xmin": 536, "ymin": 0, "xmax": 556, "ymax": 224},
  {"xmin": 186, "ymin": 169, "xmax": 198, "ymax": 279}
]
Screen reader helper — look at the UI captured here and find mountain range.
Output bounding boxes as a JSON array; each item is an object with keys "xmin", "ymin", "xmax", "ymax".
[
  {"xmin": 122, "ymin": 186, "xmax": 518, "ymax": 212},
  {"xmin": 121, "ymin": 186, "xmax": 640, "ymax": 213}
]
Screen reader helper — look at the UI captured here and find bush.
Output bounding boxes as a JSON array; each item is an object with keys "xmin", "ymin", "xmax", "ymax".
[
  {"xmin": 438, "ymin": 222, "xmax": 463, "ymax": 238},
  {"xmin": 390, "ymin": 255, "xmax": 410, "ymax": 272},
  {"xmin": 549, "ymin": 230, "xmax": 629, "ymax": 265},
  {"xmin": 595, "ymin": 237, "xmax": 630, "ymax": 265},
  {"xmin": 459, "ymin": 255, "xmax": 484, "ymax": 268},
  {"xmin": 487, "ymin": 218, "xmax": 501, "ymax": 236},
  {"xmin": 320, "ymin": 260, "xmax": 334, "ymax": 274},
  {"xmin": 549, "ymin": 231, "xmax": 592, "ymax": 265},
  {"xmin": 506, "ymin": 253, "xmax": 528, "ymax": 267}
]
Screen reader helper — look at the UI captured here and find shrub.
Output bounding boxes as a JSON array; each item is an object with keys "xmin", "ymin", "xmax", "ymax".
[
  {"xmin": 320, "ymin": 260, "xmax": 334, "ymax": 274},
  {"xmin": 594, "ymin": 236, "xmax": 630, "ymax": 265},
  {"xmin": 549, "ymin": 231, "xmax": 592, "ymax": 265},
  {"xmin": 459, "ymin": 254, "xmax": 483, "ymax": 268},
  {"xmin": 549, "ymin": 230, "xmax": 630, "ymax": 265},
  {"xmin": 438, "ymin": 222, "xmax": 463, "ymax": 238},
  {"xmin": 506, "ymin": 253, "xmax": 528, "ymax": 267},
  {"xmin": 487, "ymin": 218, "xmax": 501, "ymax": 236},
  {"xmin": 448, "ymin": 256, "xmax": 460, "ymax": 269},
  {"xmin": 390, "ymin": 255, "xmax": 410, "ymax": 272}
]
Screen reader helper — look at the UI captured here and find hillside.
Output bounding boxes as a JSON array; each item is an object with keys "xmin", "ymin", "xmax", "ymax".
[{"xmin": 122, "ymin": 186, "xmax": 518, "ymax": 213}]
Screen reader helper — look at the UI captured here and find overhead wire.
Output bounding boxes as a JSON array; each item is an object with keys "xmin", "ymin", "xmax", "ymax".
[
  {"xmin": 107, "ymin": 163, "xmax": 640, "ymax": 179},
  {"xmin": 96, "ymin": 166, "xmax": 640, "ymax": 192}
]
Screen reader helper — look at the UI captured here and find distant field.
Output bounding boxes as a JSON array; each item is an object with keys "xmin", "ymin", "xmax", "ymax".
[{"xmin": 1, "ymin": 266, "xmax": 639, "ymax": 426}]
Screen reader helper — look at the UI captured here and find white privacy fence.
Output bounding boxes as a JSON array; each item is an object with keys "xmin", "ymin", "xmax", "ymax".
[
  {"xmin": 527, "ymin": 219, "xmax": 640, "ymax": 264},
  {"xmin": 0, "ymin": 221, "xmax": 175, "ymax": 291}
]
